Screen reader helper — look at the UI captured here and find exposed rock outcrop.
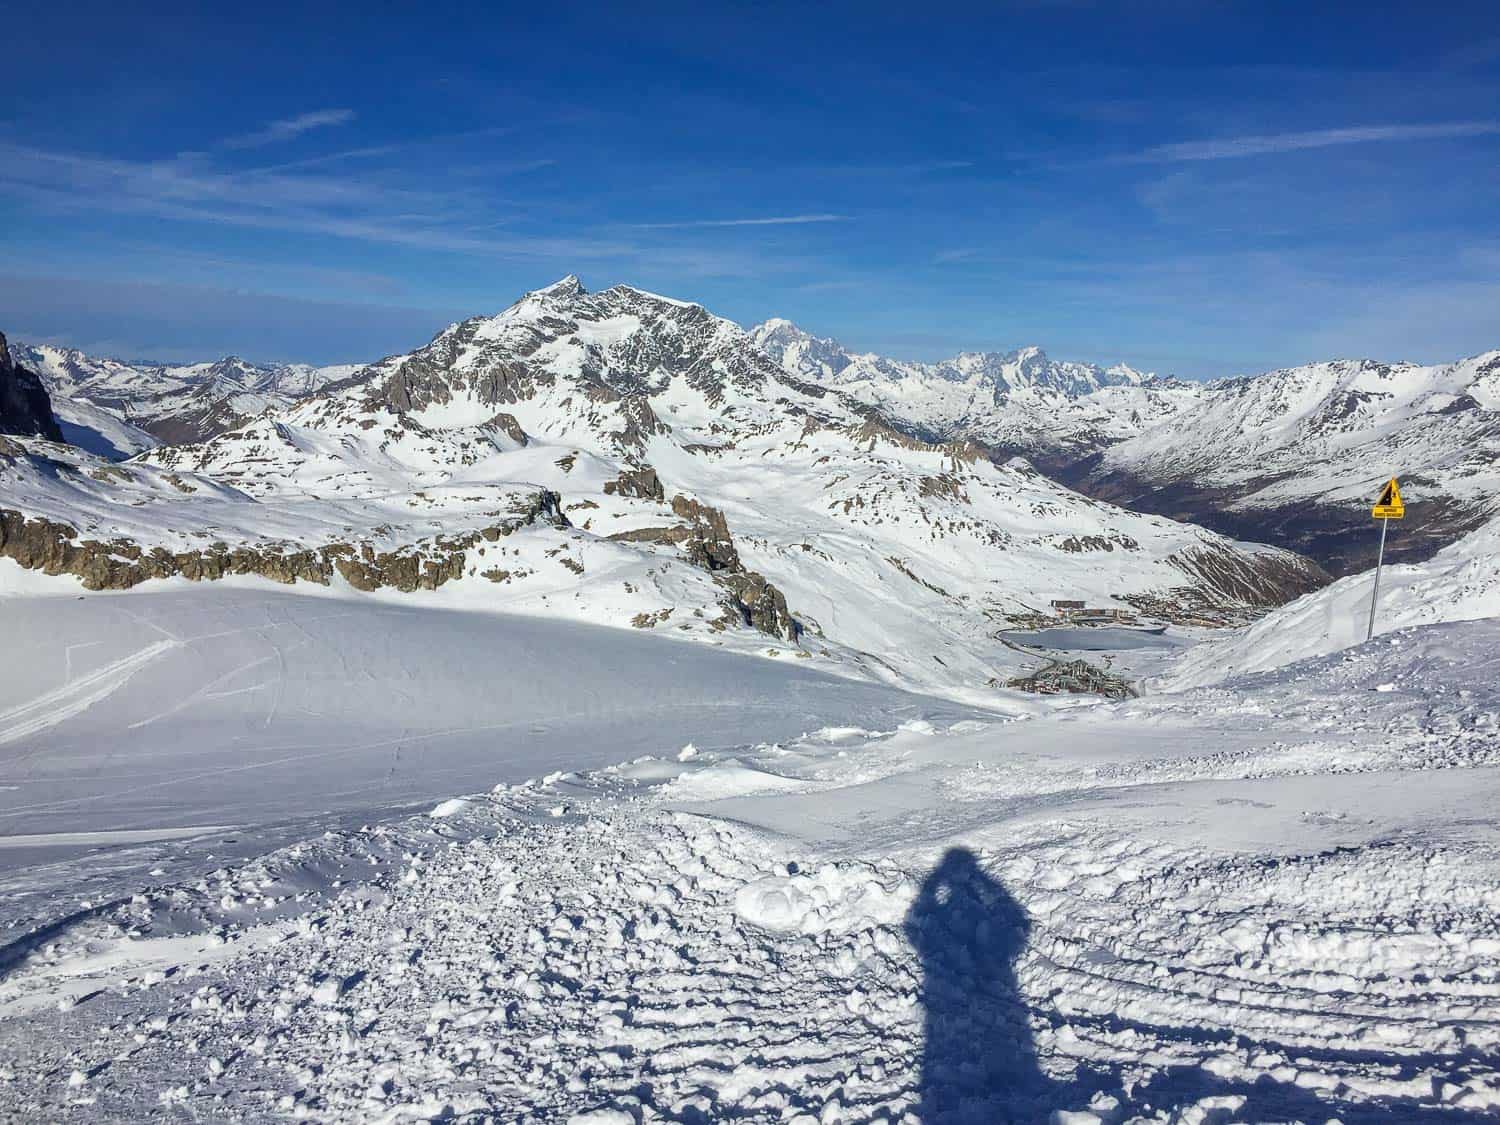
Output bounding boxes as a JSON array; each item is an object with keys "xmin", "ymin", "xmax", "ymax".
[
  {"xmin": 605, "ymin": 495, "xmax": 800, "ymax": 640},
  {"xmin": 1165, "ymin": 544, "xmax": 1330, "ymax": 608},
  {"xmin": 0, "ymin": 331, "xmax": 64, "ymax": 442},
  {"xmin": 670, "ymin": 496, "xmax": 741, "ymax": 571},
  {"xmin": 668, "ymin": 495, "xmax": 799, "ymax": 641},
  {"xmin": 603, "ymin": 465, "xmax": 666, "ymax": 501},
  {"xmin": 0, "ymin": 490, "xmax": 567, "ymax": 594}
]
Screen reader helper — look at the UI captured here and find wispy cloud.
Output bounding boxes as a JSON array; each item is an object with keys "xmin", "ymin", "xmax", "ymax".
[
  {"xmin": 933, "ymin": 248, "xmax": 979, "ymax": 264},
  {"xmin": 251, "ymin": 125, "xmax": 518, "ymax": 173},
  {"xmin": 0, "ymin": 141, "xmax": 631, "ymax": 260},
  {"xmin": 632, "ymin": 214, "xmax": 851, "ymax": 229},
  {"xmin": 1122, "ymin": 121, "xmax": 1500, "ymax": 163},
  {"xmin": 252, "ymin": 143, "xmax": 405, "ymax": 172},
  {"xmin": 220, "ymin": 108, "xmax": 357, "ymax": 150}
]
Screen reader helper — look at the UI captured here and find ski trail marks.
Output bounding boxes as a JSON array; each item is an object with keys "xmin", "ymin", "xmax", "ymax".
[{"xmin": 0, "ymin": 640, "xmax": 179, "ymax": 747}]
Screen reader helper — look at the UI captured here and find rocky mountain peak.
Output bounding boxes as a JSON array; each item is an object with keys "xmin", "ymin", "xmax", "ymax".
[
  {"xmin": 531, "ymin": 275, "xmax": 586, "ymax": 300},
  {"xmin": 748, "ymin": 318, "xmax": 857, "ymax": 382}
]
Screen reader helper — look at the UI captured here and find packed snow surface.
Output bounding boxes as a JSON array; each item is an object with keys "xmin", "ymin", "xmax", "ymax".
[{"xmin": 2, "ymin": 572, "xmax": 1499, "ymax": 1123}]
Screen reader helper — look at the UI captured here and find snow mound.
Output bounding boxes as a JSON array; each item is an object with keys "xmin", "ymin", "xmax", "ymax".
[{"xmin": 735, "ymin": 860, "xmax": 915, "ymax": 935}]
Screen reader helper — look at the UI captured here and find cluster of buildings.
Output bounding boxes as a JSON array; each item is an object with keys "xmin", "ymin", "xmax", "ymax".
[{"xmin": 1049, "ymin": 599, "xmax": 1136, "ymax": 624}]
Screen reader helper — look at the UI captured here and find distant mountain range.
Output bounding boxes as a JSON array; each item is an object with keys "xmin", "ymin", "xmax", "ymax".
[
  {"xmin": 0, "ymin": 277, "xmax": 1327, "ymax": 699},
  {"xmin": 748, "ymin": 318, "xmax": 1195, "ymax": 472},
  {"xmin": 7, "ymin": 280, "xmax": 1496, "ymax": 585},
  {"xmin": 8, "ymin": 341, "xmax": 361, "ymax": 444}
]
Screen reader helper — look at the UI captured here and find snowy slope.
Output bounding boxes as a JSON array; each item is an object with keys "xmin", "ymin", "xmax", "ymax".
[
  {"xmin": 9, "ymin": 340, "xmax": 360, "ymax": 443},
  {"xmin": 0, "ymin": 582, "xmax": 977, "ymax": 843},
  {"xmin": 23, "ymin": 276, "xmax": 1325, "ymax": 700},
  {"xmin": 47, "ymin": 397, "xmax": 158, "ymax": 460},
  {"xmin": 1163, "ymin": 512, "xmax": 1500, "ymax": 689},
  {"xmin": 2, "ymin": 586, "xmax": 1498, "ymax": 1122}
]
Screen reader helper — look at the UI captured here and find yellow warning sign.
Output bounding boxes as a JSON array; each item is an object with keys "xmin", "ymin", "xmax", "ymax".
[{"xmin": 1371, "ymin": 477, "xmax": 1405, "ymax": 519}]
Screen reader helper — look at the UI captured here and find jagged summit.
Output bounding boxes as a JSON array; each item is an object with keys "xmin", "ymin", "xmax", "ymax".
[{"xmin": 530, "ymin": 274, "xmax": 585, "ymax": 299}]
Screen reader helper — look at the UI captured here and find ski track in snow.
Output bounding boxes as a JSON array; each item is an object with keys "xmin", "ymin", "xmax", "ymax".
[{"xmin": 0, "ymin": 639, "xmax": 179, "ymax": 748}]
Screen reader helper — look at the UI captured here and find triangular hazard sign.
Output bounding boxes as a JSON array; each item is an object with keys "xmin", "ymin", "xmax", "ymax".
[{"xmin": 1372, "ymin": 477, "xmax": 1405, "ymax": 519}]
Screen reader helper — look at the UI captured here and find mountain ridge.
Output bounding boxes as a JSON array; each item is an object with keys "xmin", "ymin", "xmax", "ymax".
[
  {"xmin": 15, "ymin": 279, "xmax": 1491, "ymax": 579},
  {"xmin": 8, "ymin": 339, "xmax": 362, "ymax": 445}
]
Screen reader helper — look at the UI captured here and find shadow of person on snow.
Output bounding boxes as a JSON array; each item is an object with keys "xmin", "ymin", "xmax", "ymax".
[
  {"xmin": 905, "ymin": 846, "xmax": 1066, "ymax": 1124},
  {"xmin": 903, "ymin": 847, "xmax": 1500, "ymax": 1125}
]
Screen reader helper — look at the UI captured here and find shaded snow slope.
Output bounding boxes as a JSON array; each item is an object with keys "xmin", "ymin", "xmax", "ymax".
[
  {"xmin": 47, "ymin": 397, "xmax": 158, "ymax": 460},
  {"xmin": 1162, "ymin": 514, "xmax": 1500, "ymax": 690},
  {"xmin": 0, "ymin": 583, "xmax": 982, "ymax": 847}
]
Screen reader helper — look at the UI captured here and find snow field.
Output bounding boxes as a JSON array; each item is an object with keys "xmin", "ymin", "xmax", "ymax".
[{"xmin": 5, "ymin": 614, "xmax": 1500, "ymax": 1121}]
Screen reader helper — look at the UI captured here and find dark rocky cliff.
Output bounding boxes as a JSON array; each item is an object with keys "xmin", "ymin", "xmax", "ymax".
[{"xmin": 0, "ymin": 330, "xmax": 64, "ymax": 442}]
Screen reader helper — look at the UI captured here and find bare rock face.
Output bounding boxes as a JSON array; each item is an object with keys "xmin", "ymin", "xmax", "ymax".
[
  {"xmin": 1164, "ymin": 544, "xmax": 1330, "ymax": 608},
  {"xmin": 484, "ymin": 412, "xmax": 530, "ymax": 445},
  {"xmin": 670, "ymin": 495, "xmax": 740, "ymax": 571},
  {"xmin": 719, "ymin": 569, "xmax": 799, "ymax": 643},
  {"xmin": 603, "ymin": 465, "xmax": 666, "ymax": 501},
  {"xmin": 668, "ymin": 494, "xmax": 799, "ymax": 641},
  {"xmin": 0, "ymin": 490, "xmax": 567, "ymax": 593},
  {"xmin": 0, "ymin": 331, "xmax": 65, "ymax": 442}
]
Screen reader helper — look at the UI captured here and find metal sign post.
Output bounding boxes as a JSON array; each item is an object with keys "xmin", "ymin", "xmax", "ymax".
[{"xmin": 1366, "ymin": 477, "xmax": 1404, "ymax": 642}]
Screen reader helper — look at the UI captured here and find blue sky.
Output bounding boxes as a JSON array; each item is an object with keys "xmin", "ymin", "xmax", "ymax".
[{"xmin": 3, "ymin": 1, "xmax": 1497, "ymax": 376}]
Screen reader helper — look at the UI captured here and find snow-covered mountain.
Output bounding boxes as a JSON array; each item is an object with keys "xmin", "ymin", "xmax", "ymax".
[
  {"xmin": 751, "ymin": 322, "xmax": 1500, "ymax": 575},
  {"xmin": 748, "ymin": 318, "xmax": 1197, "ymax": 470},
  {"xmin": 1, "ymin": 278, "xmax": 1326, "ymax": 699},
  {"xmin": 1082, "ymin": 352, "xmax": 1500, "ymax": 575},
  {"xmin": 750, "ymin": 318, "xmax": 1149, "ymax": 397},
  {"xmin": 8, "ymin": 340, "xmax": 360, "ymax": 444}
]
